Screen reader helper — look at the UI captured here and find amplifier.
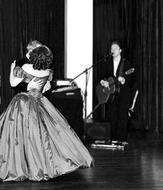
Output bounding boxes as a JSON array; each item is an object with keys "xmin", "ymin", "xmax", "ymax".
[
  {"xmin": 45, "ymin": 88, "xmax": 84, "ymax": 141},
  {"xmin": 51, "ymin": 87, "xmax": 82, "ymax": 99}
]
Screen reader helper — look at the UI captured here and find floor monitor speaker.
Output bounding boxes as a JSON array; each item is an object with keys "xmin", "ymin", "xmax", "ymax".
[{"xmin": 84, "ymin": 119, "xmax": 111, "ymax": 141}]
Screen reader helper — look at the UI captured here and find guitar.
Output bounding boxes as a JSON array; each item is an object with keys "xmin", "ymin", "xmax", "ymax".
[{"xmin": 96, "ymin": 68, "xmax": 135, "ymax": 105}]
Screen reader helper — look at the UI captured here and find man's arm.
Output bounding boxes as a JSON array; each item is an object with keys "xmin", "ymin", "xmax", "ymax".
[{"xmin": 9, "ymin": 61, "xmax": 24, "ymax": 87}]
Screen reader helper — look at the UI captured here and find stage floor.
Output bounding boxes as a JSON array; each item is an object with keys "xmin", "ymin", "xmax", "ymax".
[{"xmin": 0, "ymin": 131, "xmax": 163, "ymax": 190}]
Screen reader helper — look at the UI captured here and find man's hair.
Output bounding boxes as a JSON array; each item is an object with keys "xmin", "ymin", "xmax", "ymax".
[
  {"xmin": 29, "ymin": 45, "xmax": 53, "ymax": 70},
  {"xmin": 27, "ymin": 40, "xmax": 42, "ymax": 51},
  {"xmin": 110, "ymin": 40, "xmax": 122, "ymax": 49}
]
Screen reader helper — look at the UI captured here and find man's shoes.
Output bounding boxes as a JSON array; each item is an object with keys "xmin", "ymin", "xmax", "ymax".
[
  {"xmin": 104, "ymin": 139, "xmax": 128, "ymax": 146},
  {"xmin": 111, "ymin": 140, "xmax": 128, "ymax": 146},
  {"xmin": 112, "ymin": 140, "xmax": 119, "ymax": 144},
  {"xmin": 113, "ymin": 141, "xmax": 123, "ymax": 146},
  {"xmin": 122, "ymin": 141, "xmax": 128, "ymax": 146}
]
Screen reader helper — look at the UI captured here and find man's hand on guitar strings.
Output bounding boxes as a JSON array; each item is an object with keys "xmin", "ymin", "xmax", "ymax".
[
  {"xmin": 118, "ymin": 76, "xmax": 125, "ymax": 85},
  {"xmin": 100, "ymin": 80, "xmax": 110, "ymax": 89}
]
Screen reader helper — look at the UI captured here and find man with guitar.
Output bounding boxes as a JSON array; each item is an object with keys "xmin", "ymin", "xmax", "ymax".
[{"xmin": 97, "ymin": 40, "xmax": 134, "ymax": 144}]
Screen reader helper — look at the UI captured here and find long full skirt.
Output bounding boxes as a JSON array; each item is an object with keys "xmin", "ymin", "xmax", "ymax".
[{"xmin": 0, "ymin": 92, "xmax": 93, "ymax": 181}]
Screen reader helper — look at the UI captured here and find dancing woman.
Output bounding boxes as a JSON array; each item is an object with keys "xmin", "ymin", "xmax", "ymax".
[{"xmin": 0, "ymin": 45, "xmax": 93, "ymax": 182}]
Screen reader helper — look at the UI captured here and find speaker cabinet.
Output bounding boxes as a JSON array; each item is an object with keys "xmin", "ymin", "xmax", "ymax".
[
  {"xmin": 45, "ymin": 88, "xmax": 84, "ymax": 141},
  {"xmin": 84, "ymin": 119, "xmax": 111, "ymax": 141}
]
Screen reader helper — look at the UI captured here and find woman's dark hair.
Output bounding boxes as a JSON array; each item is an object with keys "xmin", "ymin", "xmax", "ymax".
[{"xmin": 29, "ymin": 45, "xmax": 53, "ymax": 70}]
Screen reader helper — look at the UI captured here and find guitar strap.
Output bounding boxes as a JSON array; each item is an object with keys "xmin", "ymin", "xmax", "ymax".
[
  {"xmin": 117, "ymin": 58, "xmax": 125, "ymax": 77},
  {"xmin": 115, "ymin": 58, "xmax": 125, "ymax": 93}
]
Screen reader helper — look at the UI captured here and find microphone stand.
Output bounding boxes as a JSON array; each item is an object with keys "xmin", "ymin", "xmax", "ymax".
[{"xmin": 70, "ymin": 54, "xmax": 111, "ymax": 120}]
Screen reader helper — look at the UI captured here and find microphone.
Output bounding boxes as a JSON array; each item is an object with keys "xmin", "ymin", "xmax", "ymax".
[
  {"xmin": 104, "ymin": 53, "xmax": 112, "ymax": 58},
  {"xmin": 110, "ymin": 52, "xmax": 113, "ymax": 56},
  {"xmin": 106, "ymin": 52, "xmax": 113, "ymax": 57},
  {"xmin": 103, "ymin": 52, "xmax": 113, "ymax": 62}
]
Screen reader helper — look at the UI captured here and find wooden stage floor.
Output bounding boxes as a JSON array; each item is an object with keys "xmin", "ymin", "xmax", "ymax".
[{"xmin": 0, "ymin": 131, "xmax": 163, "ymax": 190}]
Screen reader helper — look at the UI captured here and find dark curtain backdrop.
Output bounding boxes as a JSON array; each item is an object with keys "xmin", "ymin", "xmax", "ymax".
[
  {"xmin": 93, "ymin": 0, "xmax": 163, "ymax": 135},
  {"xmin": 0, "ymin": 0, "xmax": 65, "ymax": 113}
]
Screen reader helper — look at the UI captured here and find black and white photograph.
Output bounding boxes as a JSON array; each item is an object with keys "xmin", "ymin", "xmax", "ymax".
[{"xmin": 0, "ymin": 0, "xmax": 163, "ymax": 189}]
